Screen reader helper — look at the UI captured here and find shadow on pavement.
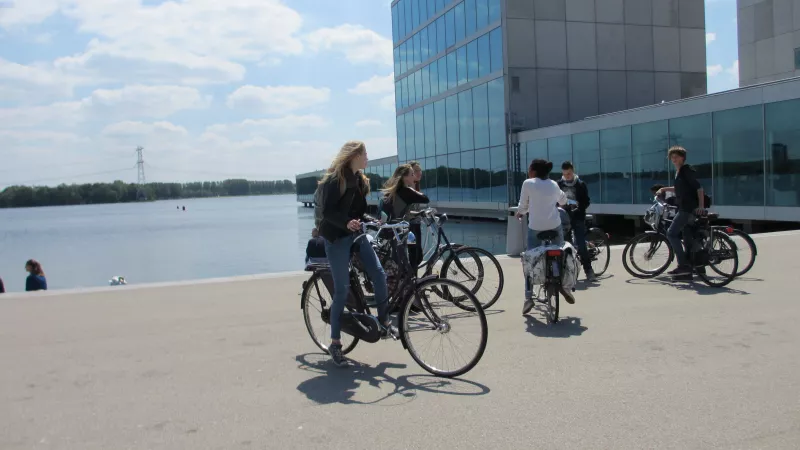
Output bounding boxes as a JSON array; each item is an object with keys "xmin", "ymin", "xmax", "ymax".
[
  {"xmin": 624, "ymin": 277, "xmax": 751, "ymax": 296},
  {"xmin": 295, "ymin": 353, "xmax": 491, "ymax": 406},
  {"xmin": 524, "ymin": 314, "xmax": 587, "ymax": 338}
]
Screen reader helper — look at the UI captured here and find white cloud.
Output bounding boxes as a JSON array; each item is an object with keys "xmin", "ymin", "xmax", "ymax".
[
  {"xmin": 349, "ymin": 73, "xmax": 395, "ymax": 95},
  {"xmin": 356, "ymin": 119, "xmax": 382, "ymax": 127},
  {"xmin": 0, "ymin": 58, "xmax": 77, "ymax": 103},
  {"xmin": 205, "ymin": 115, "xmax": 330, "ymax": 137},
  {"xmin": 707, "ymin": 64, "xmax": 724, "ymax": 77},
  {"xmin": 726, "ymin": 60, "xmax": 739, "ymax": 84},
  {"xmin": 380, "ymin": 94, "xmax": 396, "ymax": 111},
  {"xmin": 706, "ymin": 32, "xmax": 716, "ymax": 44},
  {"xmin": 101, "ymin": 121, "xmax": 189, "ymax": 138},
  {"xmin": 306, "ymin": 24, "xmax": 393, "ymax": 66},
  {"xmin": 226, "ymin": 85, "xmax": 330, "ymax": 114},
  {"xmin": 0, "ymin": 0, "xmax": 60, "ymax": 28}
]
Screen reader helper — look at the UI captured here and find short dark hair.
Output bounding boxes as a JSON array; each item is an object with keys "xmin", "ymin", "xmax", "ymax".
[
  {"xmin": 651, "ymin": 184, "xmax": 664, "ymax": 193},
  {"xmin": 561, "ymin": 161, "xmax": 574, "ymax": 171},
  {"xmin": 668, "ymin": 146, "xmax": 687, "ymax": 160},
  {"xmin": 529, "ymin": 159, "xmax": 553, "ymax": 180}
]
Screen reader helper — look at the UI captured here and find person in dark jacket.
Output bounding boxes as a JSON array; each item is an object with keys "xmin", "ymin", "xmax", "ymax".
[
  {"xmin": 558, "ymin": 161, "xmax": 595, "ymax": 281},
  {"xmin": 380, "ymin": 164, "xmax": 430, "ymax": 271},
  {"xmin": 0, "ymin": 276, "xmax": 5, "ymax": 294},
  {"xmin": 25, "ymin": 259, "xmax": 47, "ymax": 291},
  {"xmin": 305, "ymin": 228, "xmax": 327, "ymax": 265},
  {"xmin": 656, "ymin": 146, "xmax": 707, "ymax": 279},
  {"xmin": 317, "ymin": 140, "xmax": 394, "ymax": 367}
]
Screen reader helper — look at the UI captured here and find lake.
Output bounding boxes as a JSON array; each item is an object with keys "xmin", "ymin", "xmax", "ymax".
[{"xmin": 0, "ymin": 195, "xmax": 507, "ymax": 293}]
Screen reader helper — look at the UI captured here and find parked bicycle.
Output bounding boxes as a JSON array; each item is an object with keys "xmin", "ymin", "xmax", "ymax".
[
  {"xmin": 622, "ymin": 197, "xmax": 740, "ymax": 287},
  {"xmin": 301, "ymin": 221, "xmax": 488, "ymax": 378},
  {"xmin": 560, "ymin": 201, "xmax": 611, "ymax": 278}
]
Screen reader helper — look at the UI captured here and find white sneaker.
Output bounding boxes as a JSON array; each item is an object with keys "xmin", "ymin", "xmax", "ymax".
[{"xmin": 522, "ymin": 300, "xmax": 534, "ymax": 315}]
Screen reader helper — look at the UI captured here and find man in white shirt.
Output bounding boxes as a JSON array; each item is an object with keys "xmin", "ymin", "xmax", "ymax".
[{"xmin": 515, "ymin": 159, "xmax": 576, "ymax": 314}]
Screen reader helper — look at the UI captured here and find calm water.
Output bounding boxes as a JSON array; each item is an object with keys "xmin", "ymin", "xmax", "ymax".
[{"xmin": 0, "ymin": 195, "xmax": 506, "ymax": 293}]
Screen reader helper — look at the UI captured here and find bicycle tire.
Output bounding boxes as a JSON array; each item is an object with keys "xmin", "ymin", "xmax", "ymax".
[
  {"xmin": 727, "ymin": 228, "xmax": 757, "ymax": 276},
  {"xmin": 622, "ymin": 232, "xmax": 674, "ymax": 278},
  {"xmin": 546, "ymin": 285, "xmax": 559, "ymax": 324},
  {"xmin": 696, "ymin": 231, "xmax": 738, "ymax": 288},
  {"xmin": 441, "ymin": 246, "xmax": 505, "ymax": 310},
  {"xmin": 301, "ymin": 271, "xmax": 359, "ymax": 355},
  {"xmin": 587, "ymin": 228, "xmax": 610, "ymax": 276},
  {"xmin": 400, "ymin": 278, "xmax": 488, "ymax": 378}
]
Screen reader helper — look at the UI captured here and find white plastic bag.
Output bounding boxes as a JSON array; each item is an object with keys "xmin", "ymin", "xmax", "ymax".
[{"xmin": 522, "ymin": 242, "xmax": 579, "ymax": 290}]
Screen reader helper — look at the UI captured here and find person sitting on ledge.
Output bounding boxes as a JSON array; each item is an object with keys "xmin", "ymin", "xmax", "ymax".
[
  {"xmin": 305, "ymin": 228, "xmax": 327, "ymax": 267},
  {"xmin": 25, "ymin": 259, "xmax": 47, "ymax": 292}
]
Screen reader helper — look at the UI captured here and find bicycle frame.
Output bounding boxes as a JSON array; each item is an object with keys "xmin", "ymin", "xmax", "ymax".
[{"xmin": 415, "ymin": 212, "xmax": 476, "ymax": 282}]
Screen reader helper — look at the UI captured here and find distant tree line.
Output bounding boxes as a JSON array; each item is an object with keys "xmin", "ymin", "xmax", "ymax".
[{"xmin": 0, "ymin": 179, "xmax": 296, "ymax": 208}]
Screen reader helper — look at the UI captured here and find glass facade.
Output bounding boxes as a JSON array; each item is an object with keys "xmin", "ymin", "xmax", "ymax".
[{"xmin": 765, "ymin": 100, "xmax": 800, "ymax": 207}]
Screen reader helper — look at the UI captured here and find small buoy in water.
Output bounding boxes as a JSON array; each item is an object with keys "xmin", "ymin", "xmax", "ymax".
[{"xmin": 109, "ymin": 276, "xmax": 127, "ymax": 286}]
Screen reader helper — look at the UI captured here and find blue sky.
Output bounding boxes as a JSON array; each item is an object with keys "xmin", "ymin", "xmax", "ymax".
[{"xmin": 0, "ymin": 0, "xmax": 739, "ymax": 186}]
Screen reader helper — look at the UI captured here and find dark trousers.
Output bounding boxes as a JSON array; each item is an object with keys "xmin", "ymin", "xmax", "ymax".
[{"xmin": 667, "ymin": 210, "xmax": 695, "ymax": 268}]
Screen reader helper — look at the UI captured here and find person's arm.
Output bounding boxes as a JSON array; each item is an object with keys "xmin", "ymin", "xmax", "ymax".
[
  {"xmin": 686, "ymin": 170, "xmax": 705, "ymax": 211},
  {"xmin": 516, "ymin": 182, "xmax": 530, "ymax": 217},
  {"xmin": 657, "ymin": 186, "xmax": 675, "ymax": 195},
  {"xmin": 556, "ymin": 188, "xmax": 567, "ymax": 206},
  {"xmin": 25, "ymin": 275, "xmax": 34, "ymax": 292},
  {"xmin": 305, "ymin": 240, "xmax": 312, "ymax": 263},
  {"xmin": 579, "ymin": 181, "xmax": 590, "ymax": 211},
  {"xmin": 322, "ymin": 179, "xmax": 351, "ymax": 231},
  {"xmin": 398, "ymin": 186, "xmax": 430, "ymax": 205}
]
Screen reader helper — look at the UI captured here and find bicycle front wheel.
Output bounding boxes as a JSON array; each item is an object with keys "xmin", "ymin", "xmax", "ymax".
[
  {"xmin": 441, "ymin": 246, "xmax": 504, "ymax": 310},
  {"xmin": 587, "ymin": 228, "xmax": 610, "ymax": 276},
  {"xmin": 400, "ymin": 278, "xmax": 488, "ymax": 378},
  {"xmin": 726, "ymin": 228, "xmax": 757, "ymax": 276},
  {"xmin": 623, "ymin": 232, "xmax": 673, "ymax": 278},
  {"xmin": 696, "ymin": 230, "xmax": 739, "ymax": 288}
]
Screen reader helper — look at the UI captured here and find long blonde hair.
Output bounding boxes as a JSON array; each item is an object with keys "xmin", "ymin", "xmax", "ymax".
[
  {"xmin": 319, "ymin": 140, "xmax": 370, "ymax": 195},
  {"xmin": 381, "ymin": 164, "xmax": 414, "ymax": 204}
]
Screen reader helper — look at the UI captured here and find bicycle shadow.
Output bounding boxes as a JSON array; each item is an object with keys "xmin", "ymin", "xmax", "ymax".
[
  {"xmin": 624, "ymin": 277, "xmax": 751, "ymax": 296},
  {"xmin": 524, "ymin": 313, "xmax": 587, "ymax": 338},
  {"xmin": 295, "ymin": 353, "xmax": 491, "ymax": 406}
]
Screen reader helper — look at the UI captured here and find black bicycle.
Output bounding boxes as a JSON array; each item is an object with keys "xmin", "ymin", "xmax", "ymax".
[
  {"xmin": 560, "ymin": 204, "xmax": 611, "ymax": 278},
  {"xmin": 300, "ymin": 221, "xmax": 488, "ymax": 378},
  {"xmin": 522, "ymin": 229, "xmax": 568, "ymax": 324}
]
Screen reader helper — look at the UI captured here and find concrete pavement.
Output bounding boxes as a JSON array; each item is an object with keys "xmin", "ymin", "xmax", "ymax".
[{"xmin": 1, "ymin": 231, "xmax": 799, "ymax": 449}]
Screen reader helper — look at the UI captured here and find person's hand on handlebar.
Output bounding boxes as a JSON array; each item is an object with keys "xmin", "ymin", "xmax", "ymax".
[{"xmin": 347, "ymin": 219, "xmax": 361, "ymax": 232}]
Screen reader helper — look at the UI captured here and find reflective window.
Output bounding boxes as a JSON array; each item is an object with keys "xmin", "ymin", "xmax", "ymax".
[
  {"xmin": 446, "ymin": 51, "xmax": 458, "ymax": 90},
  {"xmin": 490, "ymin": 146, "xmax": 507, "ymax": 202},
  {"xmin": 600, "ymin": 126, "xmax": 633, "ymax": 204},
  {"xmin": 436, "ymin": 0, "xmax": 446, "ymax": 14},
  {"xmin": 424, "ymin": 103, "xmax": 436, "ymax": 158},
  {"xmin": 446, "ymin": 95, "xmax": 460, "ymax": 153},
  {"xmin": 445, "ymin": 8, "xmax": 456, "ymax": 48},
  {"xmin": 795, "ymin": 47, "xmax": 800, "ymax": 69},
  {"xmin": 488, "ymin": 77, "xmax": 505, "ymax": 147},
  {"xmin": 454, "ymin": 2, "xmax": 466, "ymax": 43},
  {"xmin": 572, "ymin": 132, "xmax": 601, "ymax": 203},
  {"xmin": 438, "ymin": 57, "xmax": 448, "ymax": 95},
  {"xmin": 490, "ymin": 27, "xmax": 503, "ymax": 73},
  {"xmin": 402, "ymin": 76, "xmax": 410, "ymax": 108},
  {"xmin": 488, "ymin": 0, "xmax": 500, "ymax": 23},
  {"xmin": 476, "ymin": 0, "xmax": 489, "ymax": 29},
  {"xmin": 475, "ymin": 147, "xmax": 491, "ymax": 201},
  {"xmin": 406, "ymin": 112, "xmax": 416, "ymax": 160},
  {"xmin": 459, "ymin": 89, "xmax": 475, "ymax": 151},
  {"xmin": 448, "ymin": 153, "xmax": 462, "ymax": 201},
  {"xmin": 436, "ymin": 16, "xmax": 446, "ymax": 55},
  {"xmin": 462, "ymin": 150, "xmax": 476, "ymax": 201},
  {"xmin": 472, "ymin": 83, "xmax": 490, "ymax": 149},
  {"xmin": 421, "ymin": 26, "xmax": 430, "ymax": 62},
  {"xmin": 414, "ymin": 70, "xmax": 423, "ymax": 104},
  {"xmin": 414, "ymin": 107, "xmax": 426, "ymax": 159},
  {"xmin": 413, "ymin": 33, "xmax": 421, "ymax": 67},
  {"xmin": 765, "ymin": 99, "xmax": 800, "ymax": 206},
  {"xmin": 632, "ymin": 120, "xmax": 669, "ymax": 204},
  {"xmin": 669, "ymin": 113, "xmax": 712, "ymax": 198},
  {"xmin": 395, "ymin": 81, "xmax": 401, "ymax": 110},
  {"xmin": 427, "ymin": 0, "xmax": 435, "ymax": 19},
  {"xmin": 397, "ymin": 115, "xmax": 407, "ymax": 162},
  {"xmin": 467, "ymin": 39, "xmax": 479, "ymax": 82},
  {"xmin": 465, "ymin": 0, "xmax": 477, "ymax": 37},
  {"xmin": 405, "ymin": 0, "xmax": 412, "ymax": 39},
  {"xmin": 392, "ymin": 4, "xmax": 399, "ymax": 43},
  {"xmin": 429, "ymin": 61, "xmax": 439, "ymax": 97},
  {"xmin": 434, "ymin": 99, "xmax": 448, "ymax": 156},
  {"xmin": 424, "ymin": 156, "xmax": 438, "ymax": 200},
  {"xmin": 428, "ymin": 22, "xmax": 437, "ymax": 60},
  {"xmin": 421, "ymin": 66, "xmax": 430, "ymax": 100},
  {"xmin": 399, "ymin": 42, "xmax": 406, "ymax": 74},
  {"xmin": 437, "ymin": 155, "xmax": 449, "ymax": 200},
  {"xmin": 548, "ymin": 136, "xmax": 572, "ymax": 180},
  {"xmin": 457, "ymin": 46, "xmax": 468, "ymax": 85},
  {"xmin": 713, "ymin": 106, "xmax": 764, "ymax": 206},
  {"xmin": 399, "ymin": 1, "xmax": 406, "ymax": 40},
  {"xmin": 477, "ymin": 34, "xmax": 491, "ymax": 78},
  {"xmin": 412, "ymin": 0, "xmax": 421, "ymax": 30},
  {"xmin": 394, "ymin": 47, "xmax": 400, "ymax": 76}
]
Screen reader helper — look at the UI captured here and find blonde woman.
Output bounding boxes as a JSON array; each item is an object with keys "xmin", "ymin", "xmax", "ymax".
[{"xmin": 318, "ymin": 141, "xmax": 394, "ymax": 366}]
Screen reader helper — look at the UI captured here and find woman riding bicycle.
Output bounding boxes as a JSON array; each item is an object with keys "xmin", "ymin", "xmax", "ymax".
[
  {"xmin": 318, "ymin": 141, "xmax": 396, "ymax": 367},
  {"xmin": 515, "ymin": 159, "xmax": 576, "ymax": 314}
]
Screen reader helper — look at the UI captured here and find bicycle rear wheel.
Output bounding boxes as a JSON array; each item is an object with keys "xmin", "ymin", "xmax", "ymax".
[
  {"xmin": 726, "ymin": 228, "xmax": 757, "ymax": 276},
  {"xmin": 696, "ymin": 230, "xmax": 738, "ymax": 288},
  {"xmin": 587, "ymin": 228, "xmax": 610, "ymax": 276},
  {"xmin": 301, "ymin": 272, "xmax": 359, "ymax": 355},
  {"xmin": 440, "ymin": 246, "xmax": 504, "ymax": 310},
  {"xmin": 623, "ymin": 232, "xmax": 673, "ymax": 278},
  {"xmin": 400, "ymin": 278, "xmax": 488, "ymax": 378},
  {"xmin": 545, "ymin": 285, "xmax": 559, "ymax": 324}
]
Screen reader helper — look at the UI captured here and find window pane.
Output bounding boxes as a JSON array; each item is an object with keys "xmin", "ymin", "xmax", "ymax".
[
  {"xmin": 437, "ymin": 154, "xmax": 449, "ymax": 200},
  {"xmin": 600, "ymin": 126, "xmax": 633, "ymax": 204},
  {"xmin": 465, "ymin": 0, "xmax": 477, "ymax": 37},
  {"xmin": 454, "ymin": 2, "xmax": 466, "ymax": 43},
  {"xmin": 477, "ymin": 34, "xmax": 491, "ymax": 78},
  {"xmin": 457, "ymin": 46, "xmax": 468, "ymax": 85},
  {"xmin": 548, "ymin": 136, "xmax": 572, "ymax": 181},
  {"xmin": 472, "ymin": 83, "xmax": 490, "ymax": 149},
  {"xmin": 405, "ymin": 0, "xmax": 412, "ymax": 38},
  {"xmin": 521, "ymin": 139, "xmax": 548, "ymax": 187},
  {"xmin": 713, "ymin": 106, "xmax": 764, "ymax": 206},
  {"xmin": 459, "ymin": 89, "xmax": 475, "ymax": 151},
  {"xmin": 765, "ymin": 99, "xmax": 800, "ymax": 206},
  {"xmin": 446, "ymin": 51, "xmax": 458, "ymax": 90},
  {"xmin": 429, "ymin": 61, "xmax": 439, "ymax": 97},
  {"xmin": 397, "ymin": 114, "xmax": 407, "ymax": 163},
  {"xmin": 475, "ymin": 147, "xmax": 491, "ymax": 201},
  {"xmin": 413, "ymin": 0, "xmax": 421, "ymax": 29},
  {"xmin": 392, "ymin": 4, "xmax": 399, "ymax": 43},
  {"xmin": 395, "ymin": 81, "xmax": 401, "ymax": 110},
  {"xmin": 399, "ymin": 42, "xmax": 406, "ymax": 74},
  {"xmin": 403, "ymin": 75, "xmax": 411, "ymax": 108},
  {"xmin": 421, "ymin": 65, "xmax": 430, "ymax": 100},
  {"xmin": 462, "ymin": 150, "xmax": 476, "ymax": 201},
  {"xmin": 669, "ymin": 113, "xmax": 712, "ymax": 199},
  {"xmin": 445, "ymin": 9, "xmax": 456, "ymax": 48},
  {"xmin": 434, "ymin": 100, "xmax": 447, "ymax": 156},
  {"xmin": 448, "ymin": 153, "xmax": 462, "ymax": 201},
  {"xmin": 437, "ymin": 0, "xmax": 446, "ymax": 14},
  {"xmin": 488, "ymin": 0, "xmax": 500, "ymax": 23},
  {"xmin": 420, "ymin": 26, "xmax": 430, "ymax": 62},
  {"xmin": 572, "ymin": 132, "xmax": 601, "ymax": 203},
  {"xmin": 467, "ymin": 39, "xmax": 479, "ymax": 82},
  {"xmin": 424, "ymin": 156, "xmax": 438, "ymax": 200},
  {"xmin": 394, "ymin": 47, "xmax": 400, "ymax": 76},
  {"xmin": 476, "ymin": 0, "xmax": 489, "ymax": 29},
  {"xmin": 424, "ymin": 103, "xmax": 436, "ymax": 157},
  {"xmin": 491, "ymin": 145, "xmax": 507, "ymax": 202},
  {"xmin": 438, "ymin": 57, "xmax": 448, "ymax": 94},
  {"xmin": 414, "ymin": 107, "xmax": 426, "ymax": 159},
  {"xmin": 796, "ymin": 47, "xmax": 800, "ymax": 69},
  {"xmin": 446, "ymin": 95, "xmax": 460, "ymax": 153},
  {"xmin": 488, "ymin": 77, "xmax": 505, "ymax": 146},
  {"xmin": 399, "ymin": 0, "xmax": 407, "ymax": 39},
  {"xmin": 632, "ymin": 120, "xmax": 669, "ymax": 204},
  {"xmin": 414, "ymin": 70, "xmax": 423, "ymax": 104},
  {"xmin": 490, "ymin": 27, "xmax": 503, "ymax": 73},
  {"xmin": 437, "ymin": 16, "xmax": 446, "ymax": 54},
  {"xmin": 428, "ymin": 22, "xmax": 437, "ymax": 59},
  {"xmin": 413, "ymin": 32, "xmax": 421, "ymax": 67},
  {"xmin": 427, "ymin": 0, "xmax": 436, "ymax": 19},
  {"xmin": 406, "ymin": 112, "xmax": 416, "ymax": 160}
]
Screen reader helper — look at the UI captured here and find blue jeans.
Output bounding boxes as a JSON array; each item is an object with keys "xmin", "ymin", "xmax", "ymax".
[
  {"xmin": 324, "ymin": 234, "xmax": 388, "ymax": 340},
  {"xmin": 667, "ymin": 210, "xmax": 694, "ymax": 268},
  {"xmin": 524, "ymin": 227, "xmax": 565, "ymax": 299},
  {"xmin": 571, "ymin": 219, "xmax": 592, "ymax": 273}
]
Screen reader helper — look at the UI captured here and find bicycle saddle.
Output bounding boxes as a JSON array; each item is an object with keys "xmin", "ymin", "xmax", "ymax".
[{"xmin": 537, "ymin": 230, "xmax": 559, "ymax": 241}]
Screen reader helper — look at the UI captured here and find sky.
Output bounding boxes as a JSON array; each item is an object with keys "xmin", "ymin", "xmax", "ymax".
[{"xmin": 0, "ymin": 0, "xmax": 740, "ymax": 187}]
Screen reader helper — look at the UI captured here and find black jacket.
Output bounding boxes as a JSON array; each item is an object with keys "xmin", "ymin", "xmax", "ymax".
[
  {"xmin": 381, "ymin": 186, "xmax": 430, "ymax": 220},
  {"xmin": 319, "ymin": 170, "xmax": 376, "ymax": 242},
  {"xmin": 557, "ymin": 177, "xmax": 591, "ymax": 221},
  {"xmin": 674, "ymin": 164, "xmax": 703, "ymax": 212}
]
